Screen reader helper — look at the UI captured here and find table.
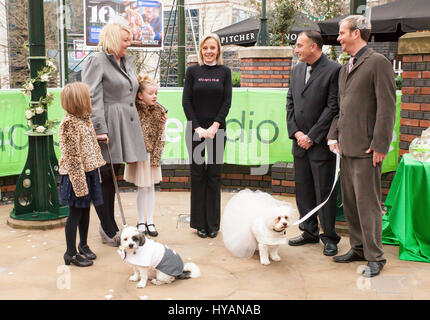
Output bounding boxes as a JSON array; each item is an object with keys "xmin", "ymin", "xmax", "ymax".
[{"xmin": 382, "ymin": 153, "xmax": 430, "ymax": 263}]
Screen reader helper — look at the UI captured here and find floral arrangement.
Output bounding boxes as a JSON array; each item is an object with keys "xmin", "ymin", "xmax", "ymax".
[
  {"xmin": 337, "ymin": 52, "xmax": 351, "ymax": 65},
  {"xmin": 23, "ymin": 59, "xmax": 57, "ymax": 134}
]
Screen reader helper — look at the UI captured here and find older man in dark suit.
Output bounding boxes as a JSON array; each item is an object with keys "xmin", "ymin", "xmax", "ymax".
[
  {"xmin": 286, "ymin": 31, "xmax": 341, "ymax": 256},
  {"xmin": 327, "ymin": 15, "xmax": 396, "ymax": 277}
]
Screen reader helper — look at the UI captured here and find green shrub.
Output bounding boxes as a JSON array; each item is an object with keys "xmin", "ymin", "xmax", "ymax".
[
  {"xmin": 396, "ymin": 74, "xmax": 402, "ymax": 90},
  {"xmin": 232, "ymin": 72, "xmax": 241, "ymax": 87}
]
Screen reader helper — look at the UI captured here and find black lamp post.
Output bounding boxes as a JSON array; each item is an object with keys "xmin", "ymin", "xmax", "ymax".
[
  {"xmin": 257, "ymin": 0, "xmax": 269, "ymax": 46},
  {"xmin": 10, "ymin": 0, "xmax": 68, "ymax": 222}
]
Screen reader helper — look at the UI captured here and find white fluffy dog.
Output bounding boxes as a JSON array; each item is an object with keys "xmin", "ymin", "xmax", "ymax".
[
  {"xmin": 221, "ymin": 189, "xmax": 297, "ymax": 265},
  {"xmin": 118, "ymin": 226, "xmax": 200, "ymax": 288}
]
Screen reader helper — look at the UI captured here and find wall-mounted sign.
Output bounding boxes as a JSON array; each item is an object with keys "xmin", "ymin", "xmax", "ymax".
[{"xmin": 84, "ymin": 0, "xmax": 163, "ymax": 50}]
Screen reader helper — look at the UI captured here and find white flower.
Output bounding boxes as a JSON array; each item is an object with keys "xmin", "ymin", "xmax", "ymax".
[
  {"xmin": 27, "ymin": 120, "xmax": 33, "ymax": 126},
  {"xmin": 25, "ymin": 110, "xmax": 35, "ymax": 119},
  {"xmin": 35, "ymin": 126, "xmax": 46, "ymax": 133},
  {"xmin": 24, "ymin": 82, "xmax": 34, "ymax": 91},
  {"xmin": 35, "ymin": 107, "xmax": 44, "ymax": 114},
  {"xmin": 40, "ymin": 74, "xmax": 49, "ymax": 82},
  {"xmin": 46, "ymin": 60, "xmax": 56, "ymax": 70}
]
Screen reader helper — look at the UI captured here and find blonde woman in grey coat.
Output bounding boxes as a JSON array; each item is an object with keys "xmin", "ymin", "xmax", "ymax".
[{"xmin": 82, "ymin": 22, "xmax": 148, "ymax": 246}]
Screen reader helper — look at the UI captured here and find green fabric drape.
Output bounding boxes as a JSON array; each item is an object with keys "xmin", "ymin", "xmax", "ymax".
[{"xmin": 382, "ymin": 153, "xmax": 430, "ymax": 263}]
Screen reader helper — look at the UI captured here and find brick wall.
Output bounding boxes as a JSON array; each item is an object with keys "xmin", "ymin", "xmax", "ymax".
[
  {"xmin": 399, "ymin": 54, "xmax": 430, "ymax": 156},
  {"xmin": 0, "ymin": 163, "xmax": 394, "ymax": 206},
  {"xmin": 240, "ymin": 58, "xmax": 292, "ymax": 88},
  {"xmin": 238, "ymin": 46, "xmax": 294, "ymax": 89}
]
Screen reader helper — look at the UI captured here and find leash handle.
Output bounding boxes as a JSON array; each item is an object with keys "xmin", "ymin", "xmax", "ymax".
[{"xmin": 105, "ymin": 142, "xmax": 127, "ymax": 227}]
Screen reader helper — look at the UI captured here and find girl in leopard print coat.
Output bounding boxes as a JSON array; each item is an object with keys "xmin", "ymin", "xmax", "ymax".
[
  {"xmin": 124, "ymin": 75, "xmax": 167, "ymax": 237},
  {"xmin": 58, "ymin": 82, "xmax": 106, "ymax": 267}
]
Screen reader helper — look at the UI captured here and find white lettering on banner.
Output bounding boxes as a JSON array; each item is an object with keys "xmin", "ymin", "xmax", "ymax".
[{"xmin": 165, "ymin": 118, "xmax": 182, "ymax": 143}]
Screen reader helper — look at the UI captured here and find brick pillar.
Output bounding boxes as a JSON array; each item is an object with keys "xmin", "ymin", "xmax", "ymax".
[
  {"xmin": 238, "ymin": 46, "xmax": 293, "ymax": 88},
  {"xmin": 398, "ymin": 32, "xmax": 430, "ymax": 156}
]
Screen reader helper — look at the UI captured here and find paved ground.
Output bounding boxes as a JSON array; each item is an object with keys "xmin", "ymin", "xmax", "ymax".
[{"xmin": 1, "ymin": 191, "xmax": 430, "ymax": 300}]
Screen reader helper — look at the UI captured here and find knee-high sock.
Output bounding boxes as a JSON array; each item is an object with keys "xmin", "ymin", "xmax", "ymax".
[
  {"xmin": 143, "ymin": 185, "xmax": 155, "ymax": 225},
  {"xmin": 137, "ymin": 187, "xmax": 146, "ymax": 224}
]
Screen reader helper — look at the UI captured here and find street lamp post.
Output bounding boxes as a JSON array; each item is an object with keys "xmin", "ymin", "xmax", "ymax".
[
  {"xmin": 10, "ymin": 0, "xmax": 68, "ymax": 222},
  {"xmin": 256, "ymin": 0, "xmax": 269, "ymax": 46},
  {"xmin": 177, "ymin": 0, "xmax": 185, "ymax": 86}
]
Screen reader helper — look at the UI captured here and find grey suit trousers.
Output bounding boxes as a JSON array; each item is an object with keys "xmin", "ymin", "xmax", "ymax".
[{"xmin": 340, "ymin": 157, "xmax": 386, "ymax": 263}]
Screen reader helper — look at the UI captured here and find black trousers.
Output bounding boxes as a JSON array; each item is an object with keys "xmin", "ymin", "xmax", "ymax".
[
  {"xmin": 65, "ymin": 206, "xmax": 90, "ymax": 256},
  {"xmin": 94, "ymin": 164, "xmax": 120, "ymax": 238},
  {"xmin": 186, "ymin": 123, "xmax": 226, "ymax": 233},
  {"xmin": 294, "ymin": 155, "xmax": 340, "ymax": 244}
]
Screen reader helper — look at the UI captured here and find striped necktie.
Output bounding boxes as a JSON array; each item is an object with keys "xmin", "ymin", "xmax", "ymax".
[{"xmin": 348, "ymin": 57, "xmax": 355, "ymax": 73}]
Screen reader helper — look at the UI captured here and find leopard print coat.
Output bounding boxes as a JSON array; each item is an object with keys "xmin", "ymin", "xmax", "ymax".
[
  {"xmin": 59, "ymin": 113, "xmax": 106, "ymax": 197},
  {"xmin": 135, "ymin": 99, "xmax": 167, "ymax": 167}
]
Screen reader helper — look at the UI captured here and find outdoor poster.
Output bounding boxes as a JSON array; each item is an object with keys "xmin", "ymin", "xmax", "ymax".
[
  {"xmin": 73, "ymin": 40, "xmax": 86, "ymax": 59},
  {"xmin": 84, "ymin": 0, "xmax": 163, "ymax": 49}
]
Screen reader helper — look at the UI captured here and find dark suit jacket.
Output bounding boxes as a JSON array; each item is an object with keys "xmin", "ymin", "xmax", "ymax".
[
  {"xmin": 287, "ymin": 54, "xmax": 341, "ymax": 160},
  {"xmin": 327, "ymin": 48, "xmax": 396, "ymax": 157}
]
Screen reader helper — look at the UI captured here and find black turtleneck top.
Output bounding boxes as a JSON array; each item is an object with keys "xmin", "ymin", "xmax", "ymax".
[{"xmin": 182, "ymin": 63, "xmax": 232, "ymax": 130}]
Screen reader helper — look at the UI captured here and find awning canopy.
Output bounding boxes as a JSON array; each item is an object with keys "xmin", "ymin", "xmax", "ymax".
[
  {"xmin": 214, "ymin": 13, "xmax": 320, "ymax": 46},
  {"xmin": 215, "ymin": 16, "xmax": 259, "ymax": 46},
  {"xmin": 318, "ymin": 0, "xmax": 430, "ymax": 45}
]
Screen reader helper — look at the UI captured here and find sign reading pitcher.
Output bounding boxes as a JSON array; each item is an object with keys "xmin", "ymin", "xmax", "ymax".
[
  {"xmin": 84, "ymin": 0, "xmax": 163, "ymax": 49},
  {"xmin": 220, "ymin": 31, "xmax": 258, "ymax": 46}
]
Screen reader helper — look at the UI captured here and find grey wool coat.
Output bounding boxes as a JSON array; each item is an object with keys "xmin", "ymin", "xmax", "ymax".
[{"xmin": 82, "ymin": 51, "xmax": 148, "ymax": 164}]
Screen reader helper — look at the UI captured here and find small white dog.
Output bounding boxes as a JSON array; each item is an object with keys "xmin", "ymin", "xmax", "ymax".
[
  {"xmin": 221, "ymin": 189, "xmax": 297, "ymax": 265},
  {"xmin": 118, "ymin": 226, "xmax": 200, "ymax": 288}
]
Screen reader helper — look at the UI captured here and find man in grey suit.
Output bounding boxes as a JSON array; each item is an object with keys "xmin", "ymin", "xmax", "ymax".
[
  {"xmin": 327, "ymin": 15, "xmax": 396, "ymax": 277},
  {"xmin": 287, "ymin": 31, "xmax": 341, "ymax": 256}
]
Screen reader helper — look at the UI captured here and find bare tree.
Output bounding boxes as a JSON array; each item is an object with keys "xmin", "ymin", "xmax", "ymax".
[{"xmin": 1, "ymin": 0, "xmax": 59, "ymax": 88}]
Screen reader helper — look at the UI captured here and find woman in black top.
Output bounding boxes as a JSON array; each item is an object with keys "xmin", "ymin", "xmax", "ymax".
[{"xmin": 182, "ymin": 34, "xmax": 232, "ymax": 239}]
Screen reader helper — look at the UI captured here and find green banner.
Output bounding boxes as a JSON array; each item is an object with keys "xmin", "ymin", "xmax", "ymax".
[{"xmin": 0, "ymin": 88, "xmax": 401, "ymax": 177}]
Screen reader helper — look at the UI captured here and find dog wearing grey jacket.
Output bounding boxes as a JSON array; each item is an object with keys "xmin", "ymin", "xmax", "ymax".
[{"xmin": 118, "ymin": 226, "xmax": 200, "ymax": 288}]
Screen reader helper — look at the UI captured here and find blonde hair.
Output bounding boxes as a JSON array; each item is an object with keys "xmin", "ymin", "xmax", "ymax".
[
  {"xmin": 198, "ymin": 34, "xmax": 223, "ymax": 66},
  {"xmin": 137, "ymin": 74, "xmax": 158, "ymax": 93},
  {"xmin": 98, "ymin": 23, "xmax": 131, "ymax": 56},
  {"xmin": 61, "ymin": 82, "xmax": 92, "ymax": 117}
]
